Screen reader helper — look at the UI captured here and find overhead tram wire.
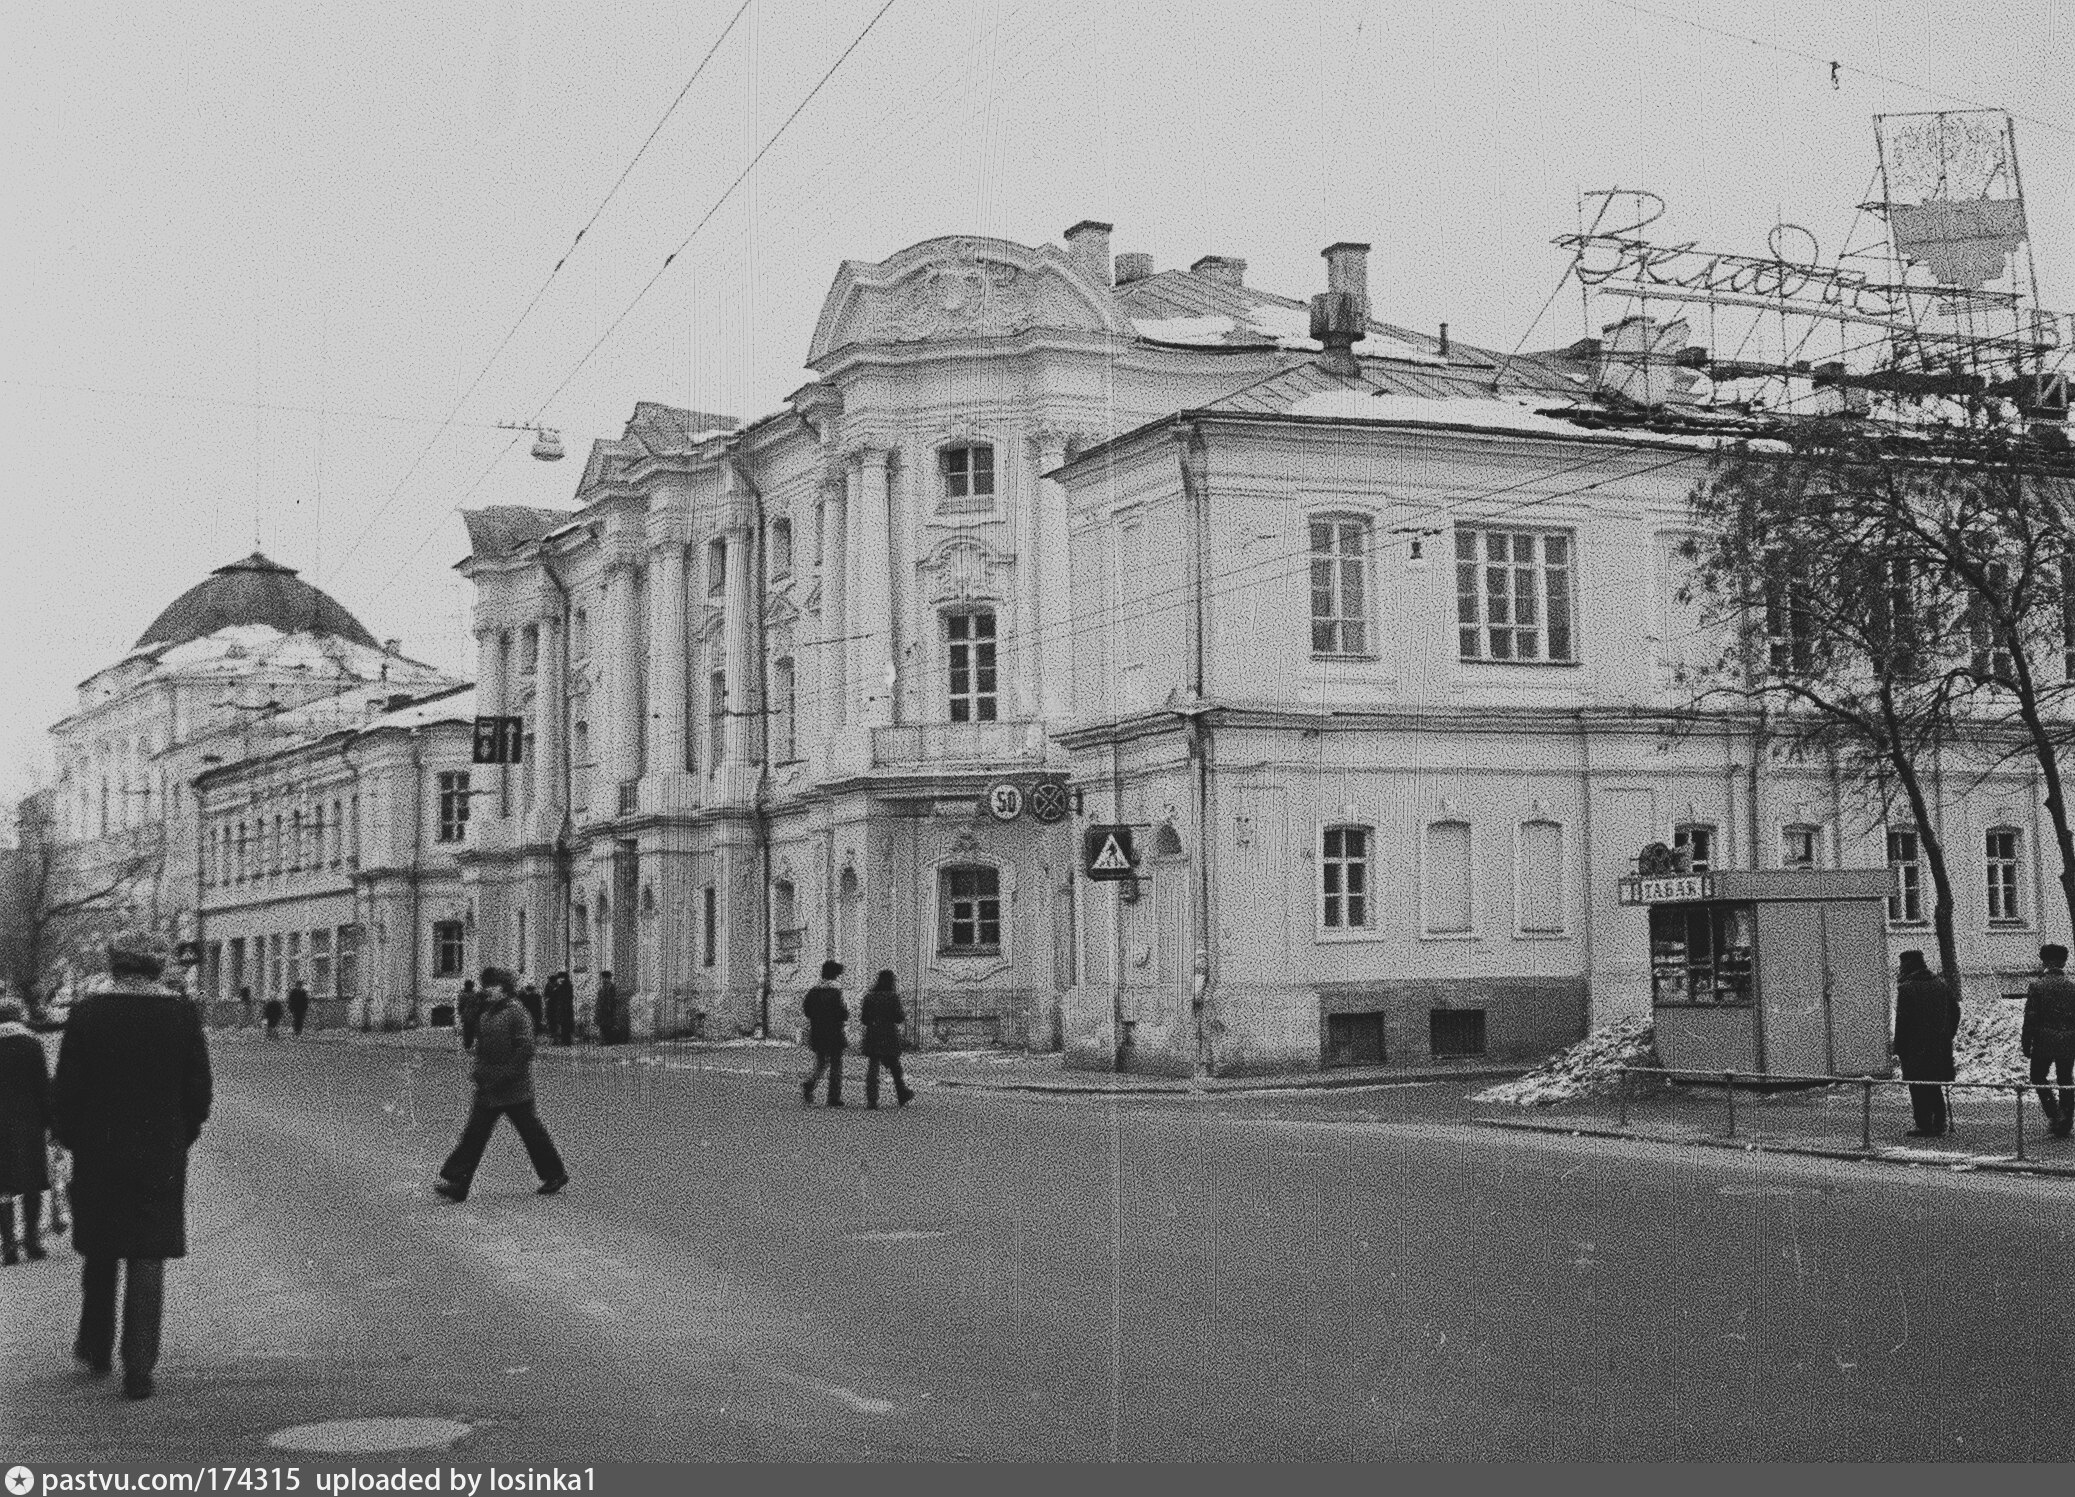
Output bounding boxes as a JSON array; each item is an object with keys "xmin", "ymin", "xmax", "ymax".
[
  {"xmin": 0, "ymin": 376, "xmax": 516, "ymax": 432},
  {"xmin": 322, "ymin": 0, "xmax": 756, "ymax": 589}
]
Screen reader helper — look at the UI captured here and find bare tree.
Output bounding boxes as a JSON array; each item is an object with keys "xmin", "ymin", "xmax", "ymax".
[{"xmin": 1, "ymin": 791, "xmax": 164, "ymax": 1016}]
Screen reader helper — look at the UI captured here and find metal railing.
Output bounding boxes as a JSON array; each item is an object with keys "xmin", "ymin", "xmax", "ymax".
[{"xmin": 1616, "ymin": 1066, "xmax": 2070, "ymax": 1162}]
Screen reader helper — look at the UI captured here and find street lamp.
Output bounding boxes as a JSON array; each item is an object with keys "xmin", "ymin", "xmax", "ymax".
[{"xmin": 498, "ymin": 421, "xmax": 565, "ymax": 461}]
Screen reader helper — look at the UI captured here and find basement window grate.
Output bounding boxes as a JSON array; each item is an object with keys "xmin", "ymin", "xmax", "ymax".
[{"xmin": 1324, "ymin": 1012, "xmax": 1386, "ymax": 1067}]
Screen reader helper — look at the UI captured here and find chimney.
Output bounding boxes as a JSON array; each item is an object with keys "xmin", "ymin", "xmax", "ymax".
[
  {"xmin": 1311, "ymin": 241, "xmax": 1372, "ymax": 376},
  {"xmin": 1064, "ymin": 220, "xmax": 1114, "ymax": 286},
  {"xmin": 1114, "ymin": 252, "xmax": 1154, "ymax": 285},
  {"xmin": 1190, "ymin": 255, "xmax": 1247, "ymax": 288},
  {"xmin": 383, "ymin": 638, "xmax": 401, "ymax": 655}
]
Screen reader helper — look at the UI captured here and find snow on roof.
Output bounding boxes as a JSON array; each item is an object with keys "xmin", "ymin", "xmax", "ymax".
[
  {"xmin": 1132, "ymin": 314, "xmax": 1240, "ymax": 346},
  {"xmin": 1284, "ymin": 389, "xmax": 1597, "ymax": 435},
  {"xmin": 148, "ymin": 624, "xmax": 449, "ymax": 683},
  {"xmin": 364, "ymin": 685, "xmax": 475, "ymax": 732}
]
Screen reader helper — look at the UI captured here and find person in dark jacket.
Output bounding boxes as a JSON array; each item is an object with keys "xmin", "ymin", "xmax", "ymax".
[
  {"xmin": 434, "ymin": 968, "xmax": 568, "ymax": 1202},
  {"xmin": 1893, "ymin": 949, "xmax": 1959, "ymax": 1137},
  {"xmin": 50, "ymin": 932, "xmax": 213, "ymax": 1401},
  {"xmin": 2022, "ymin": 943, "xmax": 2075, "ymax": 1138},
  {"xmin": 594, "ymin": 971, "xmax": 624, "ymax": 1045},
  {"xmin": 237, "ymin": 985, "xmax": 254, "ymax": 1028},
  {"xmin": 285, "ymin": 981, "xmax": 310, "ymax": 1036},
  {"xmin": 455, "ymin": 979, "xmax": 481, "ymax": 1050},
  {"xmin": 261, "ymin": 993, "xmax": 284, "ymax": 1038},
  {"xmin": 544, "ymin": 972, "xmax": 575, "ymax": 1046},
  {"xmin": 800, "ymin": 961, "xmax": 848, "ymax": 1107},
  {"xmin": 859, "ymin": 969, "xmax": 915, "ymax": 1110},
  {"xmin": 518, "ymin": 981, "xmax": 544, "ymax": 1036},
  {"xmin": 0, "ymin": 999, "xmax": 53, "ymax": 1265}
]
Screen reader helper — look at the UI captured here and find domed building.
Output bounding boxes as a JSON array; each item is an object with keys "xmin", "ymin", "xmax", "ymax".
[{"xmin": 39, "ymin": 552, "xmax": 461, "ymax": 999}]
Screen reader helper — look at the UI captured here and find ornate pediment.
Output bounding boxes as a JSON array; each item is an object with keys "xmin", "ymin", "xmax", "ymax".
[
  {"xmin": 918, "ymin": 535, "xmax": 1014, "ymax": 606},
  {"xmin": 807, "ymin": 237, "xmax": 1132, "ymax": 365}
]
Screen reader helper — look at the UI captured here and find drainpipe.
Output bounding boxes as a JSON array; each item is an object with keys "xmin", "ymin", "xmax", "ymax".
[
  {"xmin": 731, "ymin": 448, "xmax": 776, "ymax": 1041},
  {"xmin": 1748, "ymin": 701, "xmax": 1767, "ymax": 869},
  {"xmin": 407, "ymin": 727, "xmax": 424, "ymax": 1028},
  {"xmin": 1176, "ymin": 418, "xmax": 1216, "ymax": 1077},
  {"xmin": 538, "ymin": 557, "xmax": 575, "ymax": 981}
]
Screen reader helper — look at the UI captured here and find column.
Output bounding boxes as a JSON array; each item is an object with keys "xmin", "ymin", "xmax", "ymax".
[
  {"xmin": 475, "ymin": 627, "xmax": 509, "ymax": 821},
  {"xmin": 853, "ymin": 447, "xmax": 895, "ymax": 728},
  {"xmin": 1033, "ymin": 431, "xmax": 1074, "ymax": 729},
  {"xmin": 524, "ymin": 607, "xmax": 565, "ymax": 843},
  {"xmin": 602, "ymin": 554, "xmax": 642, "ymax": 793},
  {"xmin": 719, "ymin": 509, "xmax": 756, "ymax": 791},
  {"xmin": 649, "ymin": 536, "xmax": 689, "ymax": 776}
]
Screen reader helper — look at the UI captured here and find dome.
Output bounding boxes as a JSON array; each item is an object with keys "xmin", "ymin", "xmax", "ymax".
[{"xmin": 135, "ymin": 552, "xmax": 380, "ymax": 651}]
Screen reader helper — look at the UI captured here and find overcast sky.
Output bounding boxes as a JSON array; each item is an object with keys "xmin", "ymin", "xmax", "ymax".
[{"xmin": 3, "ymin": 0, "xmax": 2069, "ymax": 803}]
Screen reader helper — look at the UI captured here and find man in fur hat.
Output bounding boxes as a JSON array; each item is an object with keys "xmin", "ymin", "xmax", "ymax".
[{"xmin": 51, "ymin": 929, "xmax": 213, "ymax": 1400}]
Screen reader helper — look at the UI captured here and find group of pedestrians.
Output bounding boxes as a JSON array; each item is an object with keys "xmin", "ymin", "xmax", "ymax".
[
  {"xmin": 236, "ymin": 982, "xmax": 310, "ymax": 1037},
  {"xmin": 801, "ymin": 961, "xmax": 915, "ymax": 1109},
  {"xmin": 457, "ymin": 970, "xmax": 588, "ymax": 1049},
  {"xmin": 1893, "ymin": 943, "xmax": 2075, "ymax": 1138}
]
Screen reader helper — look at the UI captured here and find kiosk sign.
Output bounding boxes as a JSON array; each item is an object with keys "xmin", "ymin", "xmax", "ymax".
[{"xmin": 1619, "ymin": 873, "xmax": 1712, "ymax": 906}]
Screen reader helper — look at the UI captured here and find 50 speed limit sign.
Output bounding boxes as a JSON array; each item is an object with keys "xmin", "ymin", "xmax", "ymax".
[{"xmin": 986, "ymin": 783, "xmax": 1025, "ymax": 821}]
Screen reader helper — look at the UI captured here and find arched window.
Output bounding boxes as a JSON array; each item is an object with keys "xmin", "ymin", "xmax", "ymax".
[{"xmin": 939, "ymin": 865, "xmax": 1002, "ymax": 954}]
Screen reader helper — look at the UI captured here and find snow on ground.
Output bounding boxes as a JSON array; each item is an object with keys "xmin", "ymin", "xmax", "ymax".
[
  {"xmin": 1953, "ymin": 998, "xmax": 2029, "ymax": 1085},
  {"xmin": 1473, "ymin": 1016, "xmax": 1660, "ymax": 1106}
]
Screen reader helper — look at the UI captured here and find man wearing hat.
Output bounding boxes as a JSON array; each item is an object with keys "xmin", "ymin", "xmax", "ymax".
[
  {"xmin": 50, "ymin": 929, "xmax": 213, "ymax": 1400},
  {"xmin": 800, "ymin": 960, "xmax": 850, "ymax": 1107},
  {"xmin": 1892, "ymin": 949, "xmax": 1959, "ymax": 1137},
  {"xmin": 434, "ymin": 967, "xmax": 568, "ymax": 1202},
  {"xmin": 2022, "ymin": 943, "xmax": 2075, "ymax": 1139}
]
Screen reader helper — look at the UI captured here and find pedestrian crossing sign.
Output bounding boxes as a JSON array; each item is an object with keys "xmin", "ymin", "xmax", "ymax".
[{"xmin": 1083, "ymin": 825, "xmax": 1138, "ymax": 881}]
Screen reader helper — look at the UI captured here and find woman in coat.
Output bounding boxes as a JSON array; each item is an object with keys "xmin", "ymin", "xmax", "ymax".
[
  {"xmin": 0, "ymin": 998, "xmax": 52, "ymax": 1264},
  {"xmin": 1893, "ymin": 949, "xmax": 1959, "ymax": 1137},
  {"xmin": 859, "ymin": 969, "xmax": 915, "ymax": 1110}
]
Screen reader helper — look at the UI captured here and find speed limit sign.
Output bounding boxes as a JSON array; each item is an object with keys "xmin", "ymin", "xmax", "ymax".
[{"xmin": 986, "ymin": 782, "xmax": 1025, "ymax": 821}]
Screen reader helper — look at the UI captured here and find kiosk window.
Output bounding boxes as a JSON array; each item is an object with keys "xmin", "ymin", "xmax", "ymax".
[{"xmin": 1650, "ymin": 903, "xmax": 1755, "ymax": 1006}]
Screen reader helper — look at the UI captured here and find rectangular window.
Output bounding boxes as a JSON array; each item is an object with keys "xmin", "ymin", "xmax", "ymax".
[
  {"xmin": 1309, "ymin": 518, "xmax": 1370, "ymax": 656},
  {"xmin": 437, "ymin": 771, "xmax": 470, "ymax": 843},
  {"xmin": 1517, "ymin": 819, "xmax": 1565, "ymax": 933},
  {"xmin": 519, "ymin": 624, "xmax": 538, "ymax": 674},
  {"xmin": 286, "ymin": 932, "xmax": 302, "ymax": 988},
  {"xmin": 432, "ymin": 920, "xmax": 465, "ymax": 979},
  {"xmin": 1888, "ymin": 828, "xmax": 1925, "ymax": 925},
  {"xmin": 946, "ymin": 612, "xmax": 998, "ymax": 723},
  {"xmin": 1321, "ymin": 826, "xmax": 1371, "ymax": 931},
  {"xmin": 1987, "ymin": 828, "xmax": 2023, "ymax": 925},
  {"xmin": 337, "ymin": 925, "xmax": 360, "ymax": 998},
  {"xmin": 1424, "ymin": 820, "xmax": 1474, "ymax": 934},
  {"xmin": 773, "ymin": 657, "xmax": 797, "ymax": 762},
  {"xmin": 940, "ymin": 444, "xmax": 995, "ymax": 506},
  {"xmin": 941, "ymin": 866, "xmax": 1003, "ymax": 952},
  {"xmin": 709, "ymin": 670, "xmax": 727, "ymax": 766},
  {"xmin": 330, "ymin": 800, "xmax": 344, "ymax": 866},
  {"xmin": 1781, "ymin": 824, "xmax": 1820, "ymax": 869},
  {"xmin": 708, "ymin": 540, "xmax": 727, "ymax": 596},
  {"xmin": 1970, "ymin": 561, "xmax": 2013, "ymax": 681},
  {"xmin": 1674, "ymin": 823, "xmax": 1716, "ymax": 873},
  {"xmin": 702, "ymin": 885, "xmax": 718, "ymax": 968},
  {"xmin": 1763, "ymin": 552, "xmax": 1813, "ymax": 675},
  {"xmin": 310, "ymin": 929, "xmax": 332, "ymax": 997},
  {"xmin": 1456, "ymin": 527, "xmax": 1575, "ymax": 663},
  {"xmin": 269, "ymin": 933, "xmax": 284, "ymax": 997},
  {"xmin": 769, "ymin": 518, "xmax": 793, "ymax": 577}
]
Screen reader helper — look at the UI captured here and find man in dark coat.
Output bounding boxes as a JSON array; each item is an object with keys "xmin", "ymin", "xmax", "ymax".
[
  {"xmin": 261, "ymin": 993, "xmax": 284, "ymax": 1038},
  {"xmin": 434, "ymin": 968, "xmax": 568, "ymax": 1202},
  {"xmin": 543, "ymin": 972, "xmax": 575, "ymax": 1046},
  {"xmin": 517, "ymin": 981, "xmax": 544, "ymax": 1036},
  {"xmin": 594, "ymin": 971, "xmax": 622, "ymax": 1046},
  {"xmin": 859, "ymin": 969, "xmax": 915, "ymax": 1110},
  {"xmin": 1892, "ymin": 949, "xmax": 1959, "ymax": 1137},
  {"xmin": 800, "ymin": 960, "xmax": 849, "ymax": 1107},
  {"xmin": 2022, "ymin": 943, "xmax": 2075, "ymax": 1139},
  {"xmin": 285, "ymin": 981, "xmax": 310, "ymax": 1037},
  {"xmin": 237, "ymin": 985, "xmax": 254, "ymax": 1028},
  {"xmin": 0, "ymin": 998, "xmax": 53, "ymax": 1265},
  {"xmin": 50, "ymin": 932, "xmax": 213, "ymax": 1401}
]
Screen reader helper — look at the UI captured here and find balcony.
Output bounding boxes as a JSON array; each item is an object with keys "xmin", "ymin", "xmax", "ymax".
[{"xmin": 870, "ymin": 721, "xmax": 1042, "ymax": 769}]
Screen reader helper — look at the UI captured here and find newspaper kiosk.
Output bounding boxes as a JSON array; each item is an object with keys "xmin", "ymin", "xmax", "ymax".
[{"xmin": 1617, "ymin": 860, "xmax": 1895, "ymax": 1079}]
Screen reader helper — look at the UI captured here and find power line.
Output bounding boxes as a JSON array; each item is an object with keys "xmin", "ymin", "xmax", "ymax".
[
  {"xmin": 322, "ymin": 1, "xmax": 756, "ymax": 588},
  {"xmin": 1600, "ymin": 0, "xmax": 2072, "ymax": 138},
  {"xmin": 0, "ymin": 376, "xmax": 513, "ymax": 432}
]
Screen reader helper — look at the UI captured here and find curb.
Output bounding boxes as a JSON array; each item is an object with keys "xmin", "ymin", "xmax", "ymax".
[
  {"xmin": 931, "ymin": 1066, "xmax": 1527, "ymax": 1097},
  {"xmin": 1471, "ymin": 1116, "xmax": 2075, "ymax": 1179}
]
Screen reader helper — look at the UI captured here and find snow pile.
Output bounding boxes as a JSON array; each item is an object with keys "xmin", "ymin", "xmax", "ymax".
[
  {"xmin": 1953, "ymin": 998, "xmax": 2029, "ymax": 1085},
  {"xmin": 1131, "ymin": 315, "xmax": 1237, "ymax": 345},
  {"xmin": 1473, "ymin": 1016, "xmax": 1660, "ymax": 1106}
]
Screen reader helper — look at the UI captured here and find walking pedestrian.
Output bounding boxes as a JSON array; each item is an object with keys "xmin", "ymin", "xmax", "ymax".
[
  {"xmin": 800, "ymin": 961, "xmax": 848, "ymax": 1107},
  {"xmin": 456, "ymin": 978, "xmax": 482, "ymax": 1050},
  {"xmin": 50, "ymin": 930, "xmax": 213, "ymax": 1401},
  {"xmin": 518, "ymin": 981, "xmax": 544, "ymax": 1036},
  {"xmin": 2022, "ymin": 943, "xmax": 2075, "ymax": 1139},
  {"xmin": 434, "ymin": 968, "xmax": 568, "ymax": 1202},
  {"xmin": 285, "ymin": 981, "xmax": 310, "ymax": 1037},
  {"xmin": 261, "ymin": 994, "xmax": 284, "ymax": 1038},
  {"xmin": 1893, "ymin": 949, "xmax": 1958, "ymax": 1137},
  {"xmin": 859, "ymin": 970, "xmax": 915, "ymax": 1110},
  {"xmin": 544, "ymin": 972, "xmax": 575, "ymax": 1046},
  {"xmin": 594, "ymin": 971, "xmax": 622, "ymax": 1046},
  {"xmin": 237, "ymin": 985, "xmax": 254, "ymax": 1028},
  {"xmin": 1, "ymin": 999, "xmax": 53, "ymax": 1266}
]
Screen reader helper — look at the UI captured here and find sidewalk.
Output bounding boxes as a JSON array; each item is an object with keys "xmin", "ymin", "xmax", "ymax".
[{"xmin": 1474, "ymin": 1078, "xmax": 2075, "ymax": 1180}]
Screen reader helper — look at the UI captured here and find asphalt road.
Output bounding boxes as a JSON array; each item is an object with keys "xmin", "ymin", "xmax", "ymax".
[{"xmin": 4, "ymin": 1032, "xmax": 2073, "ymax": 1462}]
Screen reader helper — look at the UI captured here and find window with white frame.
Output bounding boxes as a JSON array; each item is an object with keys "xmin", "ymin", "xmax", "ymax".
[
  {"xmin": 1888, "ymin": 828, "xmax": 1925, "ymax": 925},
  {"xmin": 432, "ymin": 920, "xmax": 465, "ymax": 978},
  {"xmin": 437, "ymin": 772, "xmax": 470, "ymax": 843},
  {"xmin": 1424, "ymin": 820, "xmax": 1474, "ymax": 935},
  {"xmin": 946, "ymin": 611, "xmax": 998, "ymax": 723},
  {"xmin": 1321, "ymin": 826, "xmax": 1372, "ymax": 932},
  {"xmin": 1517, "ymin": 819, "xmax": 1565, "ymax": 933},
  {"xmin": 1310, "ymin": 517, "xmax": 1372, "ymax": 657},
  {"xmin": 1781, "ymin": 824, "xmax": 1821, "ymax": 869},
  {"xmin": 310, "ymin": 929, "xmax": 332, "ymax": 996},
  {"xmin": 1987, "ymin": 827, "xmax": 2024, "ymax": 925},
  {"xmin": 940, "ymin": 444, "xmax": 995, "ymax": 510},
  {"xmin": 1763, "ymin": 551, "xmax": 1813, "ymax": 676},
  {"xmin": 1456, "ymin": 527, "xmax": 1575, "ymax": 663},
  {"xmin": 1674, "ymin": 822, "xmax": 1716, "ymax": 873},
  {"xmin": 940, "ymin": 865, "xmax": 1002, "ymax": 953}
]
